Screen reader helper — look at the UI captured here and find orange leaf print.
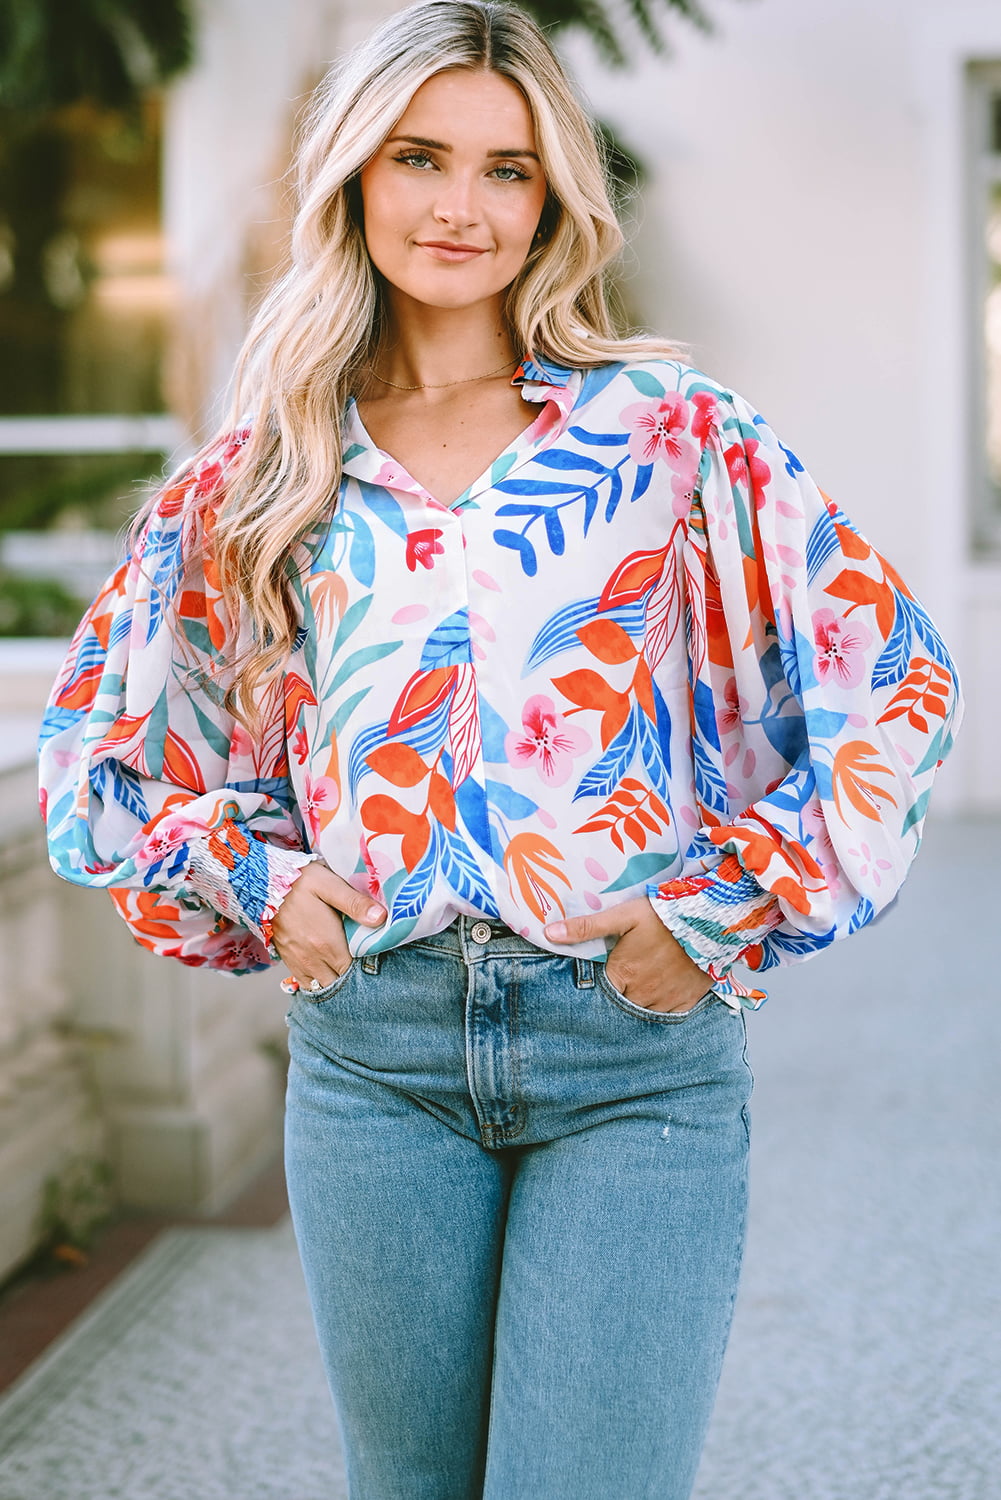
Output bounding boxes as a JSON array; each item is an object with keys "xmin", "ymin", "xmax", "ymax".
[
  {"xmin": 825, "ymin": 569, "xmax": 896, "ymax": 641},
  {"xmin": 575, "ymin": 619, "xmax": 638, "ymax": 665},
  {"xmin": 428, "ymin": 772, "xmax": 457, "ymax": 831},
  {"xmin": 366, "ymin": 742, "xmax": 429, "ymax": 787},
  {"xmin": 360, "ymin": 794, "xmax": 431, "ymax": 872},
  {"xmin": 504, "ymin": 832, "xmax": 571, "ymax": 921},
  {"xmin": 597, "ymin": 546, "xmax": 669, "ymax": 611},
  {"xmin": 832, "ymin": 740, "xmax": 898, "ymax": 825},
  {"xmin": 163, "ymin": 730, "xmax": 207, "ymax": 793},
  {"xmin": 388, "ymin": 667, "xmax": 457, "ymax": 737}
]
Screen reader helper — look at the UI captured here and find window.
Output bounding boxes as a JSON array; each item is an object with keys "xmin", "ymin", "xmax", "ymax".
[
  {"xmin": 968, "ymin": 63, "xmax": 1001, "ymax": 554},
  {"xmin": 0, "ymin": 101, "xmax": 180, "ymax": 541}
]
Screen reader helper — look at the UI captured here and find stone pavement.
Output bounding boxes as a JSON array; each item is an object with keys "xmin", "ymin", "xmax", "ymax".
[{"xmin": 0, "ymin": 815, "xmax": 995, "ymax": 1499}]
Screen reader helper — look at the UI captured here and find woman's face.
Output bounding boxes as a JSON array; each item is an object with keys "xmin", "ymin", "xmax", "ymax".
[{"xmin": 359, "ymin": 69, "xmax": 549, "ymax": 314}]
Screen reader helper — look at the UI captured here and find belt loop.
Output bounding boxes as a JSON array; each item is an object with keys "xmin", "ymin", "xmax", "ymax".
[
  {"xmin": 574, "ymin": 957, "xmax": 595, "ymax": 989},
  {"xmin": 361, "ymin": 953, "xmax": 381, "ymax": 975}
]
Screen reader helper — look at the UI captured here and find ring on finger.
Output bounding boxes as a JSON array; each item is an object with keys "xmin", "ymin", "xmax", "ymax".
[{"xmin": 307, "ymin": 978, "xmax": 322, "ymax": 992}]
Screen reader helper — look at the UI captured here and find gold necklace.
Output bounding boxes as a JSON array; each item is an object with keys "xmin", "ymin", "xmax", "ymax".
[{"xmin": 367, "ymin": 356, "xmax": 519, "ymax": 391}]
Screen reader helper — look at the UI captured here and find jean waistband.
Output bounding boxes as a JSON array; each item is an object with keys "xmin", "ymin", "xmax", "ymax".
[{"xmin": 405, "ymin": 915, "xmax": 549, "ymax": 960}]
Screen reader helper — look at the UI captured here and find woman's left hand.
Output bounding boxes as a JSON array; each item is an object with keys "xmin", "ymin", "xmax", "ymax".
[{"xmin": 545, "ymin": 897, "xmax": 712, "ymax": 1014}]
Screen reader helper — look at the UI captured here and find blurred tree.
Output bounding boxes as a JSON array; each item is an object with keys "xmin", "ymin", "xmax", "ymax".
[
  {"xmin": 0, "ymin": 0, "xmax": 193, "ymax": 118},
  {"xmin": 0, "ymin": 0, "xmax": 725, "ymax": 120}
]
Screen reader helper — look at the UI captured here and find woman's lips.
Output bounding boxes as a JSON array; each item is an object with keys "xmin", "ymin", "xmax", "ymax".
[{"xmin": 417, "ymin": 241, "xmax": 490, "ymax": 263}]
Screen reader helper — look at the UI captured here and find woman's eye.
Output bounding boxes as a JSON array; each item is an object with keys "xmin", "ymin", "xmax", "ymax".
[
  {"xmin": 491, "ymin": 164, "xmax": 530, "ymax": 182},
  {"xmin": 395, "ymin": 151, "xmax": 435, "ymax": 170}
]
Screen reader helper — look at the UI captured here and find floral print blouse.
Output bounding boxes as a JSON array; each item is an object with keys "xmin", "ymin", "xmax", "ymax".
[{"xmin": 38, "ymin": 358, "xmax": 962, "ymax": 1007}]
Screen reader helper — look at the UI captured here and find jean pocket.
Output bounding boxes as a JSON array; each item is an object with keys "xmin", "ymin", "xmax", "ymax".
[
  {"xmin": 594, "ymin": 965, "xmax": 717, "ymax": 1025},
  {"xmin": 295, "ymin": 960, "xmax": 358, "ymax": 1005}
]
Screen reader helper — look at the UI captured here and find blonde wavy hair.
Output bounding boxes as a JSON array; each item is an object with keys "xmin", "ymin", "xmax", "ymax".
[{"xmin": 190, "ymin": 0, "xmax": 682, "ymax": 720}]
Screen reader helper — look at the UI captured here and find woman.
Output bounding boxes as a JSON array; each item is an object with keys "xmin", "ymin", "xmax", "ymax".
[{"xmin": 39, "ymin": 3, "xmax": 962, "ymax": 1496}]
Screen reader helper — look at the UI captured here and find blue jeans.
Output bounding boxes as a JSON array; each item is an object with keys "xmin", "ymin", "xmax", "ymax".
[{"xmin": 284, "ymin": 916, "xmax": 751, "ymax": 1500}]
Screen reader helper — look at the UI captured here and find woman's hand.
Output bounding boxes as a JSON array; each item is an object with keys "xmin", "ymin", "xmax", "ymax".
[
  {"xmin": 270, "ymin": 863, "xmax": 386, "ymax": 990},
  {"xmin": 545, "ymin": 897, "xmax": 711, "ymax": 1013}
]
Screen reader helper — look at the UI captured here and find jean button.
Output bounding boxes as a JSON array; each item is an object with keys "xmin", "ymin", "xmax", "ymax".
[{"xmin": 470, "ymin": 921, "xmax": 493, "ymax": 945}]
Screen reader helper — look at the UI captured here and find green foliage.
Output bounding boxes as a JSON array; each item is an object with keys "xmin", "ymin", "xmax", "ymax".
[
  {"xmin": 520, "ymin": 0, "xmax": 722, "ymax": 67},
  {"xmin": 0, "ymin": 0, "xmax": 193, "ymax": 118},
  {"xmin": 0, "ymin": 569, "xmax": 86, "ymax": 635},
  {"xmin": 39, "ymin": 1154, "xmax": 116, "ymax": 1258}
]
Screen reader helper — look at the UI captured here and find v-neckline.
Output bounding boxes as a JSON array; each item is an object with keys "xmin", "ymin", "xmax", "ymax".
[{"xmin": 340, "ymin": 364, "xmax": 581, "ymax": 513}]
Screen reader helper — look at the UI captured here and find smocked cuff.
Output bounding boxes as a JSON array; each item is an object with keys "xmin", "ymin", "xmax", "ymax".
[
  {"xmin": 186, "ymin": 820, "xmax": 317, "ymax": 950},
  {"xmin": 647, "ymin": 853, "xmax": 784, "ymax": 978}
]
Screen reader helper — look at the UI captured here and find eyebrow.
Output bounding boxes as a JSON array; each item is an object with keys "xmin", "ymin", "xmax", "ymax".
[{"xmin": 386, "ymin": 134, "xmax": 540, "ymax": 162}]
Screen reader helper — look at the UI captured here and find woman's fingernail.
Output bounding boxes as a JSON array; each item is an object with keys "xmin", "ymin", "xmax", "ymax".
[
  {"xmin": 546, "ymin": 922, "xmax": 567, "ymax": 941},
  {"xmin": 366, "ymin": 905, "xmax": 386, "ymax": 923}
]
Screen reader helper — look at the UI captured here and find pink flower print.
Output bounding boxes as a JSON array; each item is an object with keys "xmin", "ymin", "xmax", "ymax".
[
  {"xmin": 373, "ymin": 460, "xmax": 415, "ymax": 492},
  {"xmin": 717, "ymin": 677, "xmax": 747, "ymax": 736},
  {"xmin": 724, "ymin": 438, "xmax": 772, "ymax": 508},
  {"xmin": 406, "ymin": 528, "xmax": 445, "ymax": 572},
  {"xmin": 135, "ymin": 812, "xmax": 207, "ymax": 871},
  {"xmin": 357, "ymin": 837, "xmax": 393, "ymax": 902},
  {"xmin": 813, "ymin": 609, "xmax": 872, "ymax": 690},
  {"xmin": 302, "ymin": 772, "xmax": 340, "ymax": 844},
  {"xmin": 670, "ymin": 455, "xmax": 701, "ymax": 517},
  {"xmin": 291, "ymin": 726, "xmax": 310, "ymax": 766},
  {"xmin": 847, "ymin": 840, "xmax": 893, "ymax": 887},
  {"xmin": 621, "ymin": 393, "xmax": 691, "ymax": 466},
  {"xmin": 691, "ymin": 391, "xmax": 718, "ymax": 443},
  {"xmin": 505, "ymin": 695, "xmax": 591, "ymax": 788}
]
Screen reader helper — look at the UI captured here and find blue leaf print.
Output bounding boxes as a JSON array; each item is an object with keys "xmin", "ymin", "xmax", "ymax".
[
  {"xmin": 870, "ymin": 598, "xmax": 908, "ymax": 690},
  {"xmin": 524, "ymin": 595, "xmax": 648, "ymax": 673},
  {"xmin": 691, "ymin": 735, "xmax": 729, "ymax": 815},
  {"xmin": 848, "ymin": 896, "xmax": 875, "ymax": 934},
  {"xmin": 762, "ymin": 925, "xmax": 836, "ymax": 962},
  {"xmin": 899, "ymin": 591, "xmax": 952, "ymax": 669},
  {"xmin": 533, "ymin": 448, "xmax": 610, "ymax": 475},
  {"xmin": 691, "ymin": 677, "xmax": 721, "ymax": 751},
  {"xmin": 39, "ymin": 705, "xmax": 86, "ymax": 744},
  {"xmin": 455, "ymin": 778, "xmax": 495, "ymax": 857},
  {"xmin": 568, "ymin": 426, "xmax": 630, "ymax": 447},
  {"xmin": 348, "ymin": 720, "xmax": 391, "ymax": 797},
  {"xmin": 805, "ymin": 508, "xmax": 841, "ymax": 584},
  {"xmin": 624, "ymin": 369, "xmax": 666, "ymax": 399},
  {"xmin": 495, "ymin": 478, "xmax": 578, "ymax": 497},
  {"xmin": 484, "ymin": 780, "xmax": 537, "ymax": 820},
  {"xmin": 636, "ymin": 710, "xmax": 669, "ymax": 797},
  {"xmin": 494, "ymin": 529, "xmax": 538, "ymax": 576},
  {"xmin": 478, "ymin": 697, "xmax": 511, "ymax": 762},
  {"xmin": 348, "ymin": 511, "xmax": 376, "ymax": 587},
  {"xmin": 390, "ymin": 830, "xmax": 442, "ymax": 923},
  {"xmin": 419, "ymin": 610, "xmax": 472, "ymax": 669},
  {"xmin": 572, "ymin": 710, "xmax": 639, "ymax": 801},
  {"xmin": 544, "ymin": 508, "xmax": 566, "ymax": 555},
  {"xmin": 109, "ymin": 609, "xmax": 132, "ymax": 649},
  {"xmin": 630, "ymin": 464, "xmax": 654, "ymax": 504},
  {"xmin": 92, "ymin": 758, "xmax": 150, "ymax": 823},
  {"xmin": 358, "ymin": 481, "xmax": 409, "ymax": 540},
  {"xmin": 604, "ymin": 466, "xmax": 623, "ymax": 523},
  {"xmin": 578, "ymin": 361, "xmax": 627, "ymax": 405},
  {"xmin": 439, "ymin": 829, "xmax": 501, "ymax": 915},
  {"xmin": 759, "ymin": 710, "xmax": 808, "ymax": 766}
]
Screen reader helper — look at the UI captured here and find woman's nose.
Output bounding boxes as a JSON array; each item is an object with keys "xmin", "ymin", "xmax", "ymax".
[{"xmin": 433, "ymin": 173, "xmax": 480, "ymax": 228}]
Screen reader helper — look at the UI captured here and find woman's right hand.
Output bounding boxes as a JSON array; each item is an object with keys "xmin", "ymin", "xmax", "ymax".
[{"xmin": 270, "ymin": 863, "xmax": 386, "ymax": 990}]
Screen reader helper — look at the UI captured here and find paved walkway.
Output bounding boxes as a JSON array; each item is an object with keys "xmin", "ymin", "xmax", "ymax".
[{"xmin": 0, "ymin": 815, "xmax": 996, "ymax": 1499}]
